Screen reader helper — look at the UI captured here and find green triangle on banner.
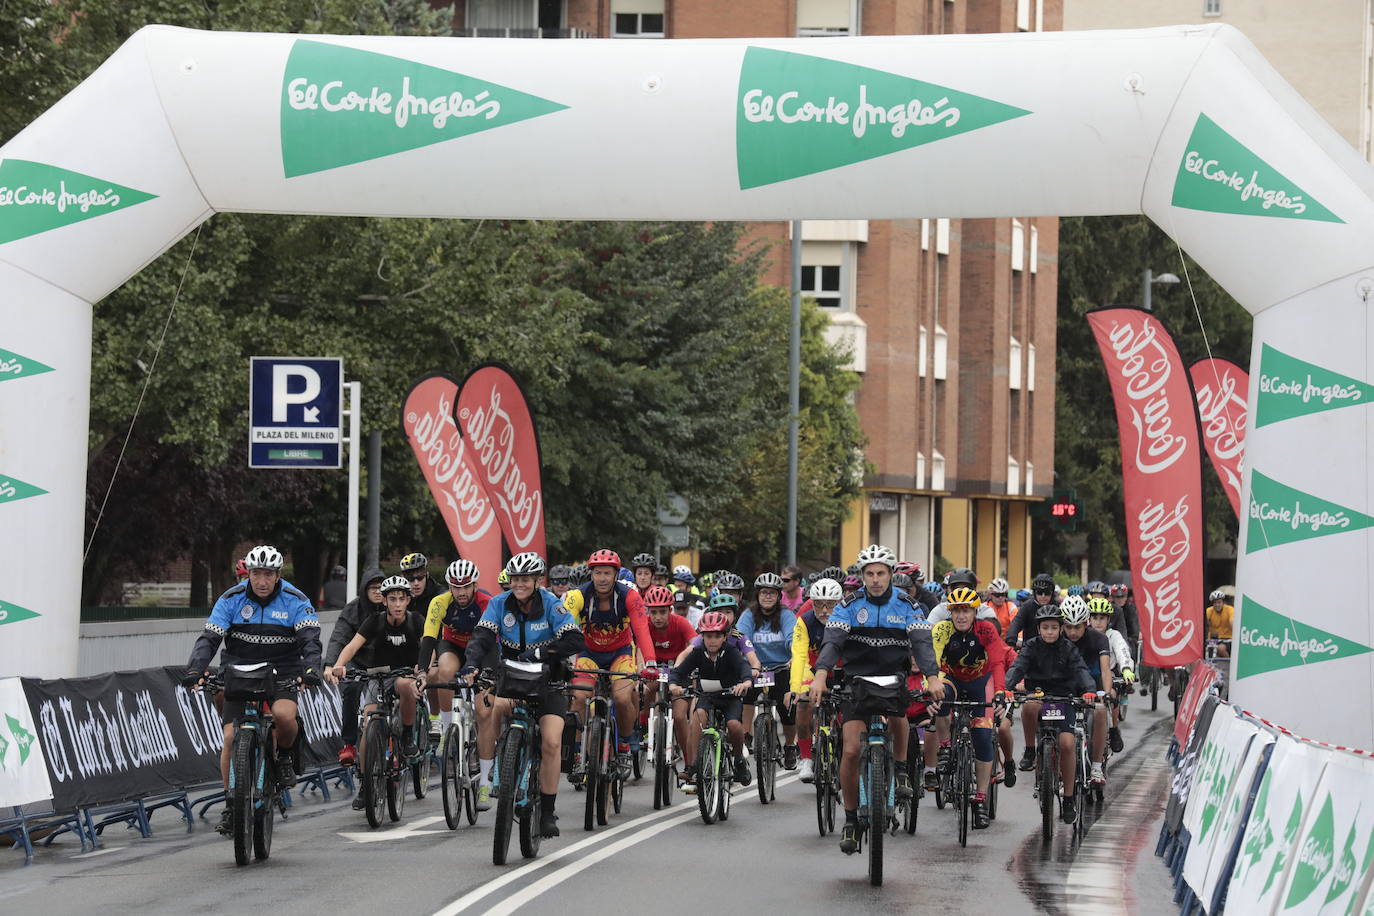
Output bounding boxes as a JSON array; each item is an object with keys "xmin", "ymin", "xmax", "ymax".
[
  {"xmin": 1236, "ymin": 596, "xmax": 1373, "ymax": 678},
  {"xmin": 0, "ymin": 159, "xmax": 158, "ymax": 245},
  {"xmin": 1171, "ymin": 113, "xmax": 1342, "ymax": 222},
  {"xmin": 1264, "ymin": 792, "xmax": 1307, "ymax": 895},
  {"xmin": 1255, "ymin": 344, "xmax": 1372, "ymax": 427},
  {"xmin": 280, "ymin": 40, "xmax": 571, "ymax": 178},
  {"xmin": 1324, "ymin": 807, "xmax": 1365, "ymax": 907},
  {"xmin": 0, "ymin": 347, "xmax": 55, "ymax": 382},
  {"xmin": 0, "ymin": 599, "xmax": 40, "ymax": 627},
  {"xmin": 3, "ymin": 714, "xmax": 34, "ymax": 765},
  {"xmin": 1246, "ymin": 470, "xmax": 1374, "ymax": 553},
  {"xmin": 0, "ymin": 472, "xmax": 46, "ymax": 505},
  {"xmin": 735, "ymin": 46, "xmax": 1031, "ymax": 189},
  {"xmin": 1285, "ymin": 793, "xmax": 1336, "ymax": 909}
]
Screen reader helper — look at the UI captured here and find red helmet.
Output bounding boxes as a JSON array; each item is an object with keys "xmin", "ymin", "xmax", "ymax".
[
  {"xmin": 644, "ymin": 585, "xmax": 675, "ymax": 607},
  {"xmin": 235, "ymin": 558, "xmax": 248, "ymax": 577},
  {"xmin": 588, "ymin": 548, "xmax": 621, "ymax": 569},
  {"xmin": 895, "ymin": 560, "xmax": 919, "ymax": 577},
  {"xmin": 697, "ymin": 611, "xmax": 731, "ymax": 634}
]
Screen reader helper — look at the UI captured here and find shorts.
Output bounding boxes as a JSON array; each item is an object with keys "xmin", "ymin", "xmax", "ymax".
[
  {"xmin": 363, "ymin": 675, "xmax": 400, "ymax": 707},
  {"xmin": 435, "ymin": 638, "xmax": 467, "ymax": 669},
  {"xmin": 838, "ymin": 677, "xmax": 909, "ymax": 722},
  {"xmin": 935, "ymin": 673, "xmax": 996, "ymax": 728},
  {"xmin": 220, "ymin": 682, "xmax": 299, "ymax": 725},
  {"xmin": 695, "ymin": 692, "xmax": 744, "ymax": 724},
  {"xmin": 1030, "ymin": 700, "xmax": 1079, "ymax": 736},
  {"xmin": 572, "ymin": 646, "xmax": 637, "ymax": 687}
]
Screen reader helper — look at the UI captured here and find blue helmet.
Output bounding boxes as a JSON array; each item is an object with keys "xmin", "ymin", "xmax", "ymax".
[
  {"xmin": 1015, "ymin": 588, "xmax": 1032, "ymax": 603},
  {"xmin": 616, "ymin": 567, "xmax": 635, "ymax": 585},
  {"xmin": 923, "ymin": 582, "xmax": 945, "ymax": 599},
  {"xmin": 1067, "ymin": 585, "xmax": 1086, "ymax": 598}
]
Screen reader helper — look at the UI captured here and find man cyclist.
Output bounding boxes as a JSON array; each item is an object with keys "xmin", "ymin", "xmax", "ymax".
[
  {"xmin": 565, "ymin": 549, "xmax": 657, "ymax": 781},
  {"xmin": 547, "ymin": 565, "xmax": 575, "ymax": 600},
  {"xmin": 325, "ymin": 567, "xmax": 385, "ymax": 767},
  {"xmin": 1206, "ymin": 589, "xmax": 1234, "ymax": 658},
  {"xmin": 184, "ymin": 545, "xmax": 322, "ymax": 835},
  {"xmin": 788, "ymin": 577, "xmax": 842, "ymax": 783},
  {"xmin": 1005, "ymin": 573, "xmax": 1059, "ymax": 647},
  {"xmin": 1058, "ymin": 596, "xmax": 1113, "ymax": 787},
  {"xmin": 809, "ymin": 544, "xmax": 944, "ymax": 855},
  {"xmin": 327, "ymin": 575, "xmax": 425, "ymax": 809},
  {"xmin": 779, "ymin": 565, "xmax": 807, "ymax": 612},
  {"xmin": 1108, "ymin": 584, "xmax": 1141, "ymax": 656},
  {"xmin": 460, "ymin": 552, "xmax": 584, "ymax": 838},
  {"xmin": 1088, "ymin": 596, "xmax": 1134, "ymax": 754}
]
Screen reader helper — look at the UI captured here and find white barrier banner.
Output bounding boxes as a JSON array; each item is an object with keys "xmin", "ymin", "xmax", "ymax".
[
  {"xmin": 1273, "ymin": 750, "xmax": 1374, "ymax": 915},
  {"xmin": 0, "ymin": 677, "xmax": 53, "ymax": 806},
  {"xmin": 1226, "ymin": 735, "xmax": 1330, "ymax": 915},
  {"xmin": 1200, "ymin": 724, "xmax": 1276, "ymax": 910},
  {"xmin": 1183, "ymin": 705, "xmax": 1240, "ymax": 840},
  {"xmin": 1183, "ymin": 711, "xmax": 1260, "ymax": 898}
]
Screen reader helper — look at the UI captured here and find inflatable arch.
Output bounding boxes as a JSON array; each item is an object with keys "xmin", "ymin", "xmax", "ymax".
[{"xmin": 1, "ymin": 24, "xmax": 1371, "ymax": 746}]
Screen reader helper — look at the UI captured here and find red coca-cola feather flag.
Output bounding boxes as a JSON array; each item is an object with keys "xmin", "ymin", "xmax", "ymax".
[
  {"xmin": 401, "ymin": 374, "xmax": 504, "ymax": 595},
  {"xmin": 1087, "ymin": 308, "xmax": 1205, "ymax": 668},
  {"xmin": 455, "ymin": 363, "xmax": 547, "ymax": 562},
  {"xmin": 1189, "ymin": 358, "xmax": 1248, "ymax": 519}
]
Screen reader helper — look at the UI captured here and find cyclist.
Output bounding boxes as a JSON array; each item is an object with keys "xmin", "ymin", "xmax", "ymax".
[
  {"xmin": 841, "ymin": 574, "xmax": 862, "ymax": 602},
  {"xmin": 546, "ymin": 565, "xmax": 575, "ymax": 600},
  {"xmin": 1109, "ymin": 584, "xmax": 1141, "ymax": 653},
  {"xmin": 779, "ymin": 565, "xmax": 807, "ymax": 611},
  {"xmin": 714, "ymin": 571, "xmax": 746, "ymax": 607},
  {"xmin": 984, "ymin": 578, "xmax": 1015, "ymax": 634},
  {"xmin": 498, "ymin": 569, "xmax": 511, "ymax": 592},
  {"xmin": 460, "ymin": 551, "xmax": 584, "ymax": 838},
  {"xmin": 809, "ymin": 544, "xmax": 944, "ymax": 855},
  {"xmin": 1003, "ymin": 604, "xmax": 1098, "ymax": 824},
  {"xmin": 679, "ymin": 592, "xmax": 762, "ymax": 673},
  {"xmin": 1058, "ymin": 595, "xmax": 1113, "ymax": 787},
  {"xmin": 630, "ymin": 553, "xmax": 659, "ymax": 597},
  {"xmin": 891, "ymin": 572, "xmax": 915, "ymax": 599},
  {"xmin": 184, "ymin": 545, "xmax": 322, "ymax": 835},
  {"xmin": 325, "ymin": 567, "xmax": 386, "ymax": 767},
  {"xmin": 788, "ymin": 577, "xmax": 842, "ymax": 783},
  {"xmin": 401, "ymin": 552, "xmax": 445, "ymax": 609},
  {"xmin": 234, "ymin": 557, "xmax": 249, "ymax": 583},
  {"xmin": 1206, "ymin": 590, "xmax": 1234, "ymax": 658},
  {"xmin": 737, "ymin": 572, "xmax": 800, "ymax": 769},
  {"xmin": 1005, "ymin": 573, "xmax": 1059, "ymax": 647},
  {"xmin": 669, "ymin": 611, "xmax": 754, "ymax": 787},
  {"xmin": 643, "ymin": 585, "xmax": 697, "ymax": 758},
  {"xmin": 653, "ymin": 564, "xmax": 670, "ymax": 589},
  {"xmin": 673, "ymin": 565, "xmax": 706, "ymax": 603},
  {"xmin": 926, "ymin": 568, "xmax": 998, "ymax": 626},
  {"xmin": 565, "ymin": 549, "xmax": 657, "ymax": 781},
  {"xmin": 327, "ymin": 575, "xmax": 425, "ymax": 807},
  {"xmin": 1088, "ymin": 596, "xmax": 1134, "ymax": 753},
  {"xmin": 418, "ymin": 559, "xmax": 491, "ymax": 801},
  {"xmin": 927, "ymin": 586, "xmax": 1012, "ymax": 829}
]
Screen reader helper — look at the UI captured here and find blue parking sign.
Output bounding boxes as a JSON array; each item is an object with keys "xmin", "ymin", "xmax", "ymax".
[{"xmin": 249, "ymin": 357, "xmax": 343, "ymax": 468}]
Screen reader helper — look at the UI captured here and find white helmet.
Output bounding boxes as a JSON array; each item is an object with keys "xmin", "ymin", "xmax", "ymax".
[
  {"xmin": 243, "ymin": 545, "xmax": 283, "ymax": 571},
  {"xmin": 1059, "ymin": 595, "xmax": 1090, "ymax": 625},
  {"xmin": 1209, "ymin": 589, "xmax": 1227, "ymax": 601},
  {"xmin": 380, "ymin": 575, "xmax": 410, "ymax": 594},
  {"xmin": 446, "ymin": 559, "xmax": 479, "ymax": 587},
  {"xmin": 988, "ymin": 578, "xmax": 1009, "ymax": 595},
  {"xmin": 855, "ymin": 544, "xmax": 897, "ymax": 571},
  {"xmin": 808, "ymin": 578, "xmax": 843, "ymax": 601},
  {"xmin": 505, "ymin": 552, "xmax": 546, "ymax": 577},
  {"xmin": 673, "ymin": 564, "xmax": 693, "ymax": 578}
]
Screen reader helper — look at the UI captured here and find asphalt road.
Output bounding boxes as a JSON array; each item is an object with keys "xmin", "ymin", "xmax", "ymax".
[{"xmin": 2, "ymin": 704, "xmax": 1182, "ymax": 916}]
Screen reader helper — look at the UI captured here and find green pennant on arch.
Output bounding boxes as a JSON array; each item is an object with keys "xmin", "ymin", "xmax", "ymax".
[
  {"xmin": 1236, "ymin": 596, "xmax": 1373, "ymax": 679},
  {"xmin": 0, "ymin": 347, "xmax": 55, "ymax": 382},
  {"xmin": 0, "ymin": 473, "xmax": 46, "ymax": 505},
  {"xmin": 0, "ymin": 159, "xmax": 157, "ymax": 245},
  {"xmin": 0, "ymin": 599, "xmax": 40, "ymax": 627},
  {"xmin": 1246, "ymin": 471, "xmax": 1373, "ymax": 553},
  {"xmin": 1255, "ymin": 344, "xmax": 1372, "ymax": 427},
  {"xmin": 735, "ymin": 46, "xmax": 1031, "ymax": 189},
  {"xmin": 280, "ymin": 40, "xmax": 570, "ymax": 177}
]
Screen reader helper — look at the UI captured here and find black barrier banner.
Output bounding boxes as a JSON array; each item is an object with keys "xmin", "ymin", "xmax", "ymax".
[{"xmin": 22, "ymin": 665, "xmax": 347, "ymax": 811}]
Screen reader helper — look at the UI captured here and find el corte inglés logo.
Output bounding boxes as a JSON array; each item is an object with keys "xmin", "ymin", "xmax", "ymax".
[
  {"xmin": 281, "ymin": 40, "xmax": 569, "ymax": 177},
  {"xmin": 0, "ymin": 159, "xmax": 156, "ymax": 245},
  {"xmin": 0, "ymin": 473, "xmax": 46, "ymax": 506},
  {"xmin": 1246, "ymin": 470, "xmax": 1373, "ymax": 553},
  {"xmin": 1255, "ymin": 344, "xmax": 1371, "ymax": 427},
  {"xmin": 0, "ymin": 347, "xmax": 55, "ymax": 382},
  {"xmin": 0, "ymin": 599, "xmax": 40, "ymax": 627},
  {"xmin": 1236, "ymin": 596, "xmax": 1372, "ymax": 679},
  {"xmin": 1172, "ymin": 113, "xmax": 1342, "ymax": 222},
  {"xmin": 736, "ymin": 46, "xmax": 1031, "ymax": 189}
]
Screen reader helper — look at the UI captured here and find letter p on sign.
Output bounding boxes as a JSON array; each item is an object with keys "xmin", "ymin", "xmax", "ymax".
[{"xmin": 273, "ymin": 364, "xmax": 322, "ymax": 422}]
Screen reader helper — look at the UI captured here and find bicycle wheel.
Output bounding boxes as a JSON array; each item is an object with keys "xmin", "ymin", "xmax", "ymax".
[
  {"xmin": 814, "ymin": 733, "xmax": 829, "ymax": 837},
  {"xmin": 583, "ymin": 716, "xmax": 603, "ymax": 831},
  {"xmin": 754, "ymin": 712, "xmax": 775, "ymax": 804},
  {"xmin": 363, "ymin": 719, "xmax": 386, "ymax": 829},
  {"xmin": 867, "ymin": 745, "xmax": 887, "ymax": 887},
  {"xmin": 902, "ymin": 754, "xmax": 919, "ymax": 835},
  {"xmin": 518, "ymin": 756, "xmax": 543, "ymax": 859},
  {"xmin": 956, "ymin": 740, "xmax": 971, "ymax": 848},
  {"xmin": 230, "ymin": 727, "xmax": 257, "ymax": 867},
  {"xmin": 412, "ymin": 721, "xmax": 431, "ymax": 800},
  {"xmin": 696, "ymin": 732, "xmax": 719, "ymax": 824},
  {"xmin": 718, "ymin": 761, "xmax": 731, "ymax": 822},
  {"xmin": 1037, "ymin": 735, "xmax": 1055, "ymax": 842},
  {"xmin": 253, "ymin": 770, "xmax": 274, "ymax": 861},
  {"xmin": 652, "ymin": 711, "xmax": 669, "ymax": 810},
  {"xmin": 463, "ymin": 720, "xmax": 481, "ymax": 825},
  {"xmin": 440, "ymin": 725, "xmax": 461, "ymax": 830},
  {"xmin": 492, "ymin": 728, "xmax": 522, "ymax": 866},
  {"xmin": 387, "ymin": 752, "xmax": 406, "ymax": 822},
  {"xmin": 824, "ymin": 733, "xmax": 838, "ymax": 833},
  {"xmin": 1149, "ymin": 669, "xmax": 1160, "ymax": 711},
  {"xmin": 987, "ymin": 755, "xmax": 999, "ymax": 821}
]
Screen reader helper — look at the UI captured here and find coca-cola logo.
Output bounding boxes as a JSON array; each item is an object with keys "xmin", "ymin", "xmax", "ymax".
[
  {"xmin": 1195, "ymin": 370, "xmax": 1247, "ymax": 465},
  {"xmin": 1106, "ymin": 319, "xmax": 1189, "ymax": 474},
  {"xmin": 458, "ymin": 384, "xmax": 543, "ymax": 550},
  {"xmin": 406, "ymin": 385, "xmax": 497, "ymax": 542},
  {"xmin": 1136, "ymin": 495, "xmax": 1199, "ymax": 660}
]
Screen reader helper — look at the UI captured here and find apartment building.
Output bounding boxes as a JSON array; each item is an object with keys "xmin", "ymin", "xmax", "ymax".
[{"xmin": 447, "ymin": 0, "xmax": 1061, "ymax": 585}]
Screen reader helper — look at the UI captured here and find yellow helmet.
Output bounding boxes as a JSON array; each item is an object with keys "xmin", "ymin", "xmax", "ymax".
[
  {"xmin": 946, "ymin": 587, "xmax": 981, "ymax": 608},
  {"xmin": 1087, "ymin": 596, "xmax": 1114, "ymax": 617}
]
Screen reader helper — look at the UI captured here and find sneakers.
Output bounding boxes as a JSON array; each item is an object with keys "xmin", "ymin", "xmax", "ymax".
[
  {"xmin": 895, "ymin": 769, "xmax": 913, "ymax": 800},
  {"xmin": 733, "ymin": 756, "xmax": 752, "ymax": 786},
  {"xmin": 402, "ymin": 737, "xmax": 419, "ymax": 759},
  {"xmin": 351, "ymin": 794, "xmax": 366, "ymax": 811},
  {"xmin": 276, "ymin": 752, "xmax": 297, "ymax": 789},
  {"xmin": 798, "ymin": 758, "xmax": 815, "ymax": 783},
  {"xmin": 1109, "ymin": 727, "xmax": 1124, "ymax": 753},
  {"xmin": 338, "ymin": 744, "xmax": 357, "ymax": 767},
  {"xmin": 539, "ymin": 811, "xmax": 560, "ymax": 838},
  {"xmin": 783, "ymin": 744, "xmax": 799, "ymax": 770},
  {"xmin": 839, "ymin": 822, "xmax": 860, "ymax": 855},
  {"xmin": 923, "ymin": 768, "xmax": 940, "ymax": 791},
  {"xmin": 476, "ymin": 784, "xmax": 492, "ymax": 811},
  {"xmin": 1090, "ymin": 762, "xmax": 1106, "ymax": 786},
  {"xmin": 216, "ymin": 801, "xmax": 234, "ymax": 837},
  {"xmin": 972, "ymin": 795, "xmax": 990, "ymax": 830},
  {"xmin": 1002, "ymin": 761, "xmax": 1017, "ymax": 788},
  {"xmin": 1061, "ymin": 794, "xmax": 1077, "ymax": 824},
  {"xmin": 1018, "ymin": 748, "xmax": 1036, "ymax": 771},
  {"xmin": 681, "ymin": 764, "xmax": 698, "ymax": 785},
  {"xmin": 569, "ymin": 756, "xmax": 586, "ymax": 788}
]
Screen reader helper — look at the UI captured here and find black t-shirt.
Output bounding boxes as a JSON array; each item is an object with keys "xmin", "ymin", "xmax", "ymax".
[
  {"xmin": 357, "ymin": 610, "xmax": 424, "ymax": 670},
  {"xmin": 1068, "ymin": 628, "xmax": 1111, "ymax": 689}
]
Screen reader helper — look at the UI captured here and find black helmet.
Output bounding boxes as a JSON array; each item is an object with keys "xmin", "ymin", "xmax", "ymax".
[
  {"xmin": 655, "ymin": 563, "xmax": 668, "ymax": 576},
  {"xmin": 891, "ymin": 573, "xmax": 914, "ymax": 590},
  {"xmin": 946, "ymin": 567, "xmax": 978, "ymax": 589},
  {"xmin": 570, "ymin": 562, "xmax": 591, "ymax": 585},
  {"xmin": 631, "ymin": 553, "xmax": 658, "ymax": 571},
  {"xmin": 820, "ymin": 565, "xmax": 843, "ymax": 583},
  {"xmin": 845, "ymin": 563, "xmax": 861, "ymax": 577},
  {"xmin": 1034, "ymin": 604, "xmax": 1062, "ymax": 623},
  {"xmin": 1032, "ymin": 572, "xmax": 1055, "ymax": 591},
  {"xmin": 1086, "ymin": 580, "xmax": 1109, "ymax": 596},
  {"xmin": 548, "ymin": 564, "xmax": 573, "ymax": 583}
]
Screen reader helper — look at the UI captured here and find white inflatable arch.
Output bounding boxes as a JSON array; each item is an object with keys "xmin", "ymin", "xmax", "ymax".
[{"xmin": 2, "ymin": 24, "xmax": 1371, "ymax": 745}]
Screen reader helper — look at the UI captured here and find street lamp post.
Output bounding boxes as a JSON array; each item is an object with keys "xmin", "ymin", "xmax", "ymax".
[{"xmin": 1143, "ymin": 268, "xmax": 1181, "ymax": 311}]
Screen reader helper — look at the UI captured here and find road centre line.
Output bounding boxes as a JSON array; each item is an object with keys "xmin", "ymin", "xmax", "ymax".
[{"xmin": 435, "ymin": 775, "xmax": 800, "ymax": 915}]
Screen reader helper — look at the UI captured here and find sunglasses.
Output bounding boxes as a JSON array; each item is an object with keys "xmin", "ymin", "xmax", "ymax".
[
  {"xmin": 550, "ymin": 577, "xmax": 572, "ymax": 586},
  {"xmin": 781, "ymin": 576, "xmax": 798, "ymax": 583},
  {"xmin": 406, "ymin": 574, "xmax": 426, "ymax": 582},
  {"xmin": 1033, "ymin": 588, "xmax": 1053, "ymax": 595}
]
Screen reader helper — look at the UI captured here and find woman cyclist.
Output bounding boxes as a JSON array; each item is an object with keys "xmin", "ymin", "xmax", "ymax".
[{"xmin": 737, "ymin": 572, "xmax": 800, "ymax": 770}]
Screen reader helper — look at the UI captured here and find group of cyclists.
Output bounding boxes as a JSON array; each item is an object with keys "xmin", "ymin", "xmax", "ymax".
[{"xmin": 186, "ymin": 541, "xmax": 1214, "ymax": 857}]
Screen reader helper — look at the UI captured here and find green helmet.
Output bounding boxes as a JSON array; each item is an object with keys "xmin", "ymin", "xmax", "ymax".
[{"xmin": 708, "ymin": 592, "xmax": 738, "ymax": 611}]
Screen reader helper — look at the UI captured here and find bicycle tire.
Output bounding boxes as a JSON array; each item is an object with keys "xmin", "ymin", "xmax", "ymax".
[
  {"xmin": 363, "ymin": 718, "xmax": 386, "ymax": 828},
  {"xmin": 1038, "ymin": 734, "xmax": 1055, "ymax": 842},
  {"xmin": 988, "ymin": 756, "xmax": 999, "ymax": 821},
  {"xmin": 652, "ymin": 711, "xmax": 669, "ymax": 810},
  {"xmin": 387, "ymin": 763, "xmax": 405, "ymax": 822},
  {"xmin": 696, "ymin": 732, "xmax": 719, "ymax": 824},
  {"xmin": 440, "ymin": 725, "xmax": 461, "ymax": 830},
  {"xmin": 868, "ymin": 743, "xmax": 886, "ymax": 887},
  {"xmin": 955, "ymin": 739, "xmax": 969, "ymax": 848},
  {"xmin": 754, "ymin": 711, "xmax": 774, "ymax": 804},
  {"xmin": 518, "ymin": 776, "xmax": 542, "ymax": 859},
  {"xmin": 412, "ymin": 727, "xmax": 431, "ymax": 800},
  {"xmin": 718, "ymin": 759, "xmax": 731, "ymax": 822},
  {"xmin": 492, "ymin": 726, "xmax": 522, "ymax": 865},
  {"xmin": 814, "ymin": 730, "xmax": 829, "ymax": 837},
  {"xmin": 825, "ymin": 732, "xmax": 839, "ymax": 833},
  {"xmin": 463, "ymin": 720, "xmax": 480, "ymax": 825},
  {"xmin": 583, "ymin": 716, "xmax": 603, "ymax": 831},
  {"xmin": 230, "ymin": 727, "xmax": 257, "ymax": 867},
  {"xmin": 253, "ymin": 777, "xmax": 274, "ymax": 861},
  {"xmin": 1149, "ymin": 669, "xmax": 1160, "ymax": 711},
  {"xmin": 902, "ymin": 756, "xmax": 919, "ymax": 835}
]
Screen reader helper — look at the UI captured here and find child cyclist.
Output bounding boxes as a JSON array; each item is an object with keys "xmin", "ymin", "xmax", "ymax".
[
  {"xmin": 1000, "ymin": 604, "xmax": 1098, "ymax": 824},
  {"xmin": 642, "ymin": 585, "xmax": 698, "ymax": 761},
  {"xmin": 1088, "ymin": 596, "xmax": 1134, "ymax": 753},
  {"xmin": 670, "ymin": 611, "xmax": 755, "ymax": 787}
]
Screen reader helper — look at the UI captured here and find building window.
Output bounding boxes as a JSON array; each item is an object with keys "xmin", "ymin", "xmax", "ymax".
[
  {"xmin": 1009, "ymin": 336, "xmax": 1022, "ymax": 390},
  {"xmin": 798, "ymin": 0, "xmax": 853, "ymax": 36},
  {"xmin": 801, "ymin": 264, "xmax": 843, "ymax": 310},
  {"xmin": 1016, "ymin": 0, "xmax": 1030, "ymax": 31},
  {"xmin": 1030, "ymin": 224, "xmax": 1039, "ymax": 274},
  {"xmin": 1007, "ymin": 456, "xmax": 1021, "ymax": 496},
  {"xmin": 936, "ymin": 218, "xmax": 951, "ymax": 255},
  {"xmin": 1203, "ymin": 0, "xmax": 1221, "ymax": 15},
  {"xmin": 933, "ymin": 325, "xmax": 948, "ymax": 380},
  {"xmin": 916, "ymin": 451, "xmax": 927, "ymax": 490},
  {"xmin": 921, "ymin": 218, "xmax": 930, "ymax": 251},
  {"xmin": 801, "ymin": 240, "xmax": 855, "ymax": 311},
  {"xmin": 1025, "ymin": 462, "xmax": 1035, "ymax": 494},
  {"xmin": 931, "ymin": 451, "xmax": 946, "ymax": 491},
  {"xmin": 1027, "ymin": 342, "xmax": 1036, "ymax": 392},
  {"xmin": 613, "ymin": 1, "xmax": 665, "ymax": 37},
  {"xmin": 919, "ymin": 325, "xmax": 929, "ymax": 377},
  {"xmin": 1011, "ymin": 219, "xmax": 1024, "ymax": 272}
]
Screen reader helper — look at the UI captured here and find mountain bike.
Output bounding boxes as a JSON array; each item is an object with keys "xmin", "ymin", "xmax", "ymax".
[
  {"xmin": 1021, "ymin": 692, "xmax": 1091, "ymax": 841},
  {"xmin": 648, "ymin": 667, "xmax": 677, "ymax": 809},
  {"xmin": 940, "ymin": 699, "xmax": 987, "ymax": 848},
  {"xmin": 749, "ymin": 664, "xmax": 788, "ymax": 803},
  {"xmin": 488, "ymin": 660, "xmax": 564, "ymax": 865},
  {"xmin": 342, "ymin": 667, "xmax": 423, "ymax": 828},
  {"xmin": 569, "ymin": 667, "xmax": 642, "ymax": 831},
  {"xmin": 829, "ymin": 679, "xmax": 902, "ymax": 887},
  {"xmin": 684, "ymin": 685, "xmax": 740, "ymax": 825},
  {"xmin": 430, "ymin": 680, "xmax": 481, "ymax": 829}
]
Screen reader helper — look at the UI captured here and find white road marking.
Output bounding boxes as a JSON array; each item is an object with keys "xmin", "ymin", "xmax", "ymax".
[
  {"xmin": 70, "ymin": 846, "xmax": 124, "ymax": 859},
  {"xmin": 436, "ymin": 775, "xmax": 800, "ymax": 916},
  {"xmin": 338, "ymin": 813, "xmax": 448, "ymax": 844}
]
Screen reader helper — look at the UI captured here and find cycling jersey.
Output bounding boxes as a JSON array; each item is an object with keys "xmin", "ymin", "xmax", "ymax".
[
  {"xmin": 357, "ymin": 610, "xmax": 424, "ymax": 670},
  {"xmin": 188, "ymin": 579, "xmax": 322, "ymax": 676},
  {"xmin": 669, "ymin": 643, "xmax": 750, "ymax": 689},
  {"xmin": 930, "ymin": 619, "xmax": 1009, "ymax": 690},
  {"xmin": 790, "ymin": 608, "xmax": 827, "ymax": 693},
  {"xmin": 1004, "ymin": 637, "xmax": 1097, "ymax": 697},
  {"xmin": 463, "ymin": 588, "xmax": 584, "ymax": 666},
  {"xmin": 647, "ymin": 613, "xmax": 697, "ymax": 665},
  {"xmin": 423, "ymin": 589, "xmax": 491, "ymax": 647},
  {"xmin": 565, "ymin": 581, "xmax": 656, "ymax": 661},
  {"xmin": 1206, "ymin": 604, "xmax": 1234, "ymax": 639},
  {"xmin": 1067, "ymin": 628, "xmax": 1112, "ymax": 690},
  {"xmin": 984, "ymin": 598, "xmax": 1016, "ymax": 635},
  {"xmin": 815, "ymin": 587, "xmax": 937, "ymax": 679},
  {"xmin": 1102, "ymin": 627, "xmax": 1134, "ymax": 672},
  {"xmin": 735, "ymin": 607, "xmax": 797, "ymax": 668}
]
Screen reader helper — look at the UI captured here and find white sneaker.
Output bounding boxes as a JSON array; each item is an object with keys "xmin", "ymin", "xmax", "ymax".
[
  {"xmin": 476, "ymin": 784, "xmax": 493, "ymax": 811},
  {"xmin": 798, "ymin": 758, "xmax": 814, "ymax": 784},
  {"xmin": 1090, "ymin": 763, "xmax": 1105, "ymax": 786}
]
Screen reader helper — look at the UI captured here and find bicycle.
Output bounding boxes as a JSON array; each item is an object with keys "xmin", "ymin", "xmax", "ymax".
[
  {"xmin": 1020, "ymin": 692, "xmax": 1092, "ymax": 841},
  {"xmin": 938, "ymin": 699, "xmax": 988, "ymax": 848},
  {"xmin": 430, "ymin": 680, "xmax": 481, "ymax": 829},
  {"xmin": 569, "ymin": 667, "xmax": 642, "ymax": 831},
  {"xmin": 487, "ymin": 659, "xmax": 564, "ymax": 865},
  {"xmin": 828, "ymin": 679, "xmax": 903, "ymax": 887},
  {"xmin": 205, "ymin": 663, "xmax": 297, "ymax": 866},
  {"xmin": 341, "ymin": 667, "xmax": 424, "ymax": 828},
  {"xmin": 796, "ymin": 690, "xmax": 843, "ymax": 836},
  {"xmin": 681, "ymin": 685, "xmax": 741, "ymax": 825},
  {"xmin": 411, "ymin": 687, "xmax": 433, "ymax": 800},
  {"xmin": 900, "ymin": 723, "xmax": 922, "ymax": 836},
  {"xmin": 647, "ymin": 667, "xmax": 678, "ymax": 810},
  {"xmin": 749, "ymin": 664, "xmax": 789, "ymax": 803}
]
